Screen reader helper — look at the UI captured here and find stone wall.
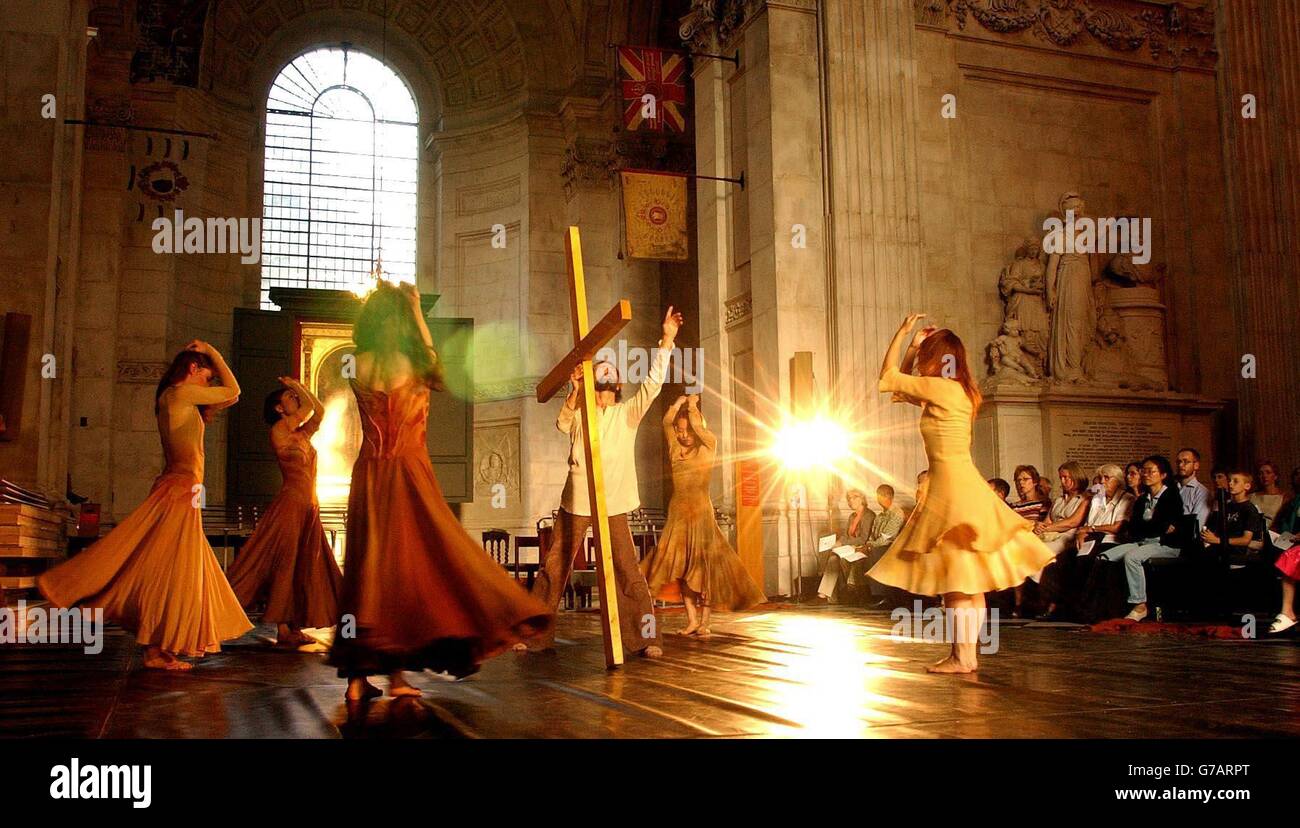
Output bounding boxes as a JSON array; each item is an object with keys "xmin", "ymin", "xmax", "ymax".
[
  {"xmin": 909, "ymin": 0, "xmax": 1234, "ymax": 479},
  {"xmin": 39, "ymin": 0, "xmax": 690, "ymax": 531},
  {"xmin": 0, "ymin": 1, "xmax": 88, "ymax": 497}
]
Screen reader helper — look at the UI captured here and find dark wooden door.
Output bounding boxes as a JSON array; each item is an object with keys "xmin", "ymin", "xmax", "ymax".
[
  {"xmin": 427, "ymin": 317, "xmax": 473, "ymax": 502},
  {"xmin": 227, "ymin": 309, "xmax": 293, "ymax": 504}
]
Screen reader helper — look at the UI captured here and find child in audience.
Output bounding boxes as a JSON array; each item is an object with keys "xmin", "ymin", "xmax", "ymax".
[{"xmin": 1200, "ymin": 470, "xmax": 1265, "ymax": 554}]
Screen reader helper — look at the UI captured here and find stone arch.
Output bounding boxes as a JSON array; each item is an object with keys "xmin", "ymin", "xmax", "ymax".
[{"xmin": 206, "ymin": 0, "xmax": 582, "ymax": 124}]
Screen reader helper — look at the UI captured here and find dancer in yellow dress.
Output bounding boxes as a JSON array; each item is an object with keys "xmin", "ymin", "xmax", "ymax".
[
  {"xmin": 641, "ymin": 394, "xmax": 766, "ymax": 635},
  {"xmin": 869, "ymin": 314, "xmax": 1055, "ymax": 673}
]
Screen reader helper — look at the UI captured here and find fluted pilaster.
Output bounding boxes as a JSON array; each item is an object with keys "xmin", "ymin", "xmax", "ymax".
[
  {"xmin": 822, "ymin": 0, "xmax": 929, "ymax": 490},
  {"xmin": 1218, "ymin": 0, "xmax": 1300, "ymax": 465}
]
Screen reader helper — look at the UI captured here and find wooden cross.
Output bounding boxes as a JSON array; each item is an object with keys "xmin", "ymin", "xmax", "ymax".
[{"xmin": 535, "ymin": 226, "xmax": 633, "ymax": 668}]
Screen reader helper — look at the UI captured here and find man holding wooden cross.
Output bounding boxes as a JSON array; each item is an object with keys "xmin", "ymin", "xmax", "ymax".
[{"xmin": 524, "ymin": 305, "xmax": 682, "ymax": 658}]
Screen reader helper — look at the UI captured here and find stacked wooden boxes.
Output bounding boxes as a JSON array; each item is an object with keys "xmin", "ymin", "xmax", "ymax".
[{"xmin": 0, "ymin": 489, "xmax": 67, "ymax": 601}]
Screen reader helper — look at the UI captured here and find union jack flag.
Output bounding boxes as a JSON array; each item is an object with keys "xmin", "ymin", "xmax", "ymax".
[{"xmin": 618, "ymin": 46, "xmax": 687, "ymax": 132}]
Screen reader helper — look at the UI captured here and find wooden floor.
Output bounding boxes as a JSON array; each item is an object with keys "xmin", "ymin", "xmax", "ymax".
[{"xmin": 3, "ymin": 605, "xmax": 1299, "ymax": 738}]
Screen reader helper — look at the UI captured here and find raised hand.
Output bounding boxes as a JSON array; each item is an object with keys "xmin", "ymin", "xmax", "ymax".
[
  {"xmin": 398, "ymin": 280, "xmax": 422, "ymax": 313},
  {"xmin": 662, "ymin": 305, "xmax": 683, "ymax": 344},
  {"xmin": 570, "ymin": 363, "xmax": 584, "ymax": 385},
  {"xmin": 911, "ymin": 324, "xmax": 939, "ymax": 349},
  {"xmin": 185, "ymin": 339, "xmax": 213, "ymax": 356},
  {"xmin": 898, "ymin": 313, "xmax": 927, "ymax": 335}
]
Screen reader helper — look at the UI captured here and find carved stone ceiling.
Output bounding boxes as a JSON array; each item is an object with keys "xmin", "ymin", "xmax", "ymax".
[{"xmin": 207, "ymin": 0, "xmax": 597, "ymax": 113}]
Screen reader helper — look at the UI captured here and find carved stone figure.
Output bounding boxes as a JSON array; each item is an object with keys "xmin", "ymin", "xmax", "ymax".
[
  {"xmin": 998, "ymin": 238, "xmax": 1050, "ymax": 375},
  {"xmin": 1083, "ymin": 310, "xmax": 1159, "ymax": 391},
  {"xmin": 986, "ymin": 319, "xmax": 1042, "ymax": 384},
  {"xmin": 988, "ymin": 190, "xmax": 1171, "ymax": 391},
  {"xmin": 1044, "ymin": 192, "xmax": 1102, "ymax": 384}
]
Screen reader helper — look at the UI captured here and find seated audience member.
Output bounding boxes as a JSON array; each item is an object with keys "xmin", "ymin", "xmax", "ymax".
[
  {"xmin": 1035, "ymin": 462, "xmax": 1092, "ymax": 551},
  {"xmin": 1199, "ymin": 470, "xmax": 1265, "ymax": 557},
  {"xmin": 988, "ymin": 478, "xmax": 1011, "ymax": 501},
  {"xmin": 1029, "ymin": 461, "xmax": 1092, "ymax": 619},
  {"xmin": 1210, "ymin": 465, "xmax": 1230, "ymax": 499},
  {"xmin": 1251, "ymin": 460, "xmax": 1285, "ymax": 525},
  {"xmin": 1008, "ymin": 465, "xmax": 1051, "ymax": 617},
  {"xmin": 816, "ymin": 488, "xmax": 876, "ymax": 603},
  {"xmin": 1068, "ymin": 464, "xmax": 1137, "ymax": 621},
  {"xmin": 1099, "ymin": 455, "xmax": 1184, "ymax": 622},
  {"xmin": 1076, "ymin": 464, "xmax": 1135, "ymax": 558},
  {"xmin": 1036, "ymin": 474, "xmax": 1054, "ymax": 502},
  {"xmin": 1011, "ymin": 465, "xmax": 1050, "ymax": 522},
  {"xmin": 1270, "ymin": 541, "xmax": 1299, "ymax": 634},
  {"xmin": 860, "ymin": 484, "xmax": 906, "ymax": 608},
  {"xmin": 1175, "ymin": 448, "xmax": 1211, "ymax": 529},
  {"xmin": 1124, "ymin": 461, "xmax": 1145, "ymax": 501},
  {"xmin": 1273, "ymin": 466, "xmax": 1300, "ymax": 534}
]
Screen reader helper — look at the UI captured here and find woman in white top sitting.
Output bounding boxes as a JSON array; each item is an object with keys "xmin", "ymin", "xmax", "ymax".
[
  {"xmin": 1076, "ymin": 464, "xmax": 1136, "ymax": 557},
  {"xmin": 1250, "ymin": 460, "xmax": 1285, "ymax": 525},
  {"xmin": 1031, "ymin": 461, "xmax": 1091, "ymax": 619}
]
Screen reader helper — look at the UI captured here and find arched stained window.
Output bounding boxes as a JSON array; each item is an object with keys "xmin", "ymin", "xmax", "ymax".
[{"xmin": 260, "ymin": 46, "xmax": 418, "ymax": 309}]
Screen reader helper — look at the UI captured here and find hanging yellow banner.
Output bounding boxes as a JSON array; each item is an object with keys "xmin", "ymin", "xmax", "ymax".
[{"xmin": 620, "ymin": 171, "xmax": 688, "ymax": 261}]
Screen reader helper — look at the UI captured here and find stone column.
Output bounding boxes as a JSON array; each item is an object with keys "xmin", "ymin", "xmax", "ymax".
[
  {"xmin": 821, "ymin": 0, "xmax": 929, "ymax": 492},
  {"xmin": 687, "ymin": 0, "xmax": 828, "ymax": 595},
  {"xmin": 1218, "ymin": 0, "xmax": 1300, "ymax": 465}
]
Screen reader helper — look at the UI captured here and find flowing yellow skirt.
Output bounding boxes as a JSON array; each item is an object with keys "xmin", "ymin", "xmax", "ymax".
[{"xmin": 38, "ymin": 473, "xmax": 252, "ymax": 656}]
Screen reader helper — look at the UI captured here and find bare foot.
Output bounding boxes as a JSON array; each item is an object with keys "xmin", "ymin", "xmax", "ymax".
[
  {"xmin": 296, "ymin": 641, "xmax": 329, "ymax": 654},
  {"xmin": 512, "ymin": 642, "xmax": 528, "ymax": 651},
  {"xmin": 142, "ymin": 651, "xmax": 193, "ymax": 671},
  {"xmin": 641, "ymin": 646, "xmax": 664, "ymax": 659},
  {"xmin": 388, "ymin": 673, "xmax": 423, "ymax": 697},
  {"xmin": 346, "ymin": 678, "xmax": 382, "ymax": 701},
  {"xmin": 695, "ymin": 627, "xmax": 712, "ymax": 638},
  {"xmin": 926, "ymin": 655, "xmax": 977, "ymax": 674},
  {"xmin": 680, "ymin": 624, "xmax": 699, "ymax": 636}
]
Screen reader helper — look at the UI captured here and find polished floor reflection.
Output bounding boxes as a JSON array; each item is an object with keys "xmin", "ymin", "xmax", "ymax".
[{"xmin": 3, "ymin": 606, "xmax": 1298, "ymax": 738}]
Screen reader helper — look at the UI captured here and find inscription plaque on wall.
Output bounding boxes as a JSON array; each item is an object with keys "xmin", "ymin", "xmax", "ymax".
[{"xmin": 1054, "ymin": 415, "xmax": 1177, "ymax": 471}]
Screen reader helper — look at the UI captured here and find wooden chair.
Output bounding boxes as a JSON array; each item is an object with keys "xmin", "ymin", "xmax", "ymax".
[
  {"xmin": 482, "ymin": 529, "xmax": 512, "ymax": 570},
  {"xmin": 514, "ymin": 535, "xmax": 541, "ymax": 588},
  {"xmin": 567, "ymin": 534, "xmax": 598, "ymax": 609}
]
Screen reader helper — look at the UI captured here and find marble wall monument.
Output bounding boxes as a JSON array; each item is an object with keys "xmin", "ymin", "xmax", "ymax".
[{"xmin": 977, "ymin": 190, "xmax": 1222, "ymax": 477}]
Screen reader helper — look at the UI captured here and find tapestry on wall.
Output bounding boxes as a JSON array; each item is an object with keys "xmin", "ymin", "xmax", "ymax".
[{"xmin": 620, "ymin": 170, "xmax": 689, "ymax": 261}]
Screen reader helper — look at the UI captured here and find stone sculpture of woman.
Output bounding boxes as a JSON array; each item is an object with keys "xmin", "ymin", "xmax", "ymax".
[
  {"xmin": 1044, "ymin": 192, "xmax": 1101, "ymax": 383},
  {"xmin": 998, "ymin": 239, "xmax": 1050, "ymax": 375}
]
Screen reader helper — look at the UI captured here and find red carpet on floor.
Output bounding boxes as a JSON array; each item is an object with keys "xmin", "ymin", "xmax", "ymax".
[{"xmin": 1088, "ymin": 618, "xmax": 1245, "ymax": 639}]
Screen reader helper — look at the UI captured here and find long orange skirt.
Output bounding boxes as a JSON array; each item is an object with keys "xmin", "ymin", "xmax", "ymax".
[{"xmin": 38, "ymin": 473, "xmax": 252, "ymax": 656}]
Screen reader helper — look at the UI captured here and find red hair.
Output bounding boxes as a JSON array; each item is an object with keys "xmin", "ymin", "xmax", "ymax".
[{"xmin": 915, "ymin": 329, "xmax": 982, "ymax": 414}]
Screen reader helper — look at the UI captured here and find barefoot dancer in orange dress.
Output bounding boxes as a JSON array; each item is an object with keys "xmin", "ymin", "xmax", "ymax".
[
  {"xmin": 869, "ymin": 314, "xmax": 1054, "ymax": 673},
  {"xmin": 38, "ymin": 341, "xmax": 253, "ymax": 671},
  {"xmin": 226, "ymin": 377, "xmax": 342, "ymax": 650},
  {"xmin": 641, "ymin": 394, "xmax": 765, "ymax": 635},
  {"xmin": 328, "ymin": 282, "xmax": 550, "ymax": 701}
]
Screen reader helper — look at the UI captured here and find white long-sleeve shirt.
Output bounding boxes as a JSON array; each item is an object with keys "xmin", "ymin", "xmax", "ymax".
[{"xmin": 558, "ymin": 345, "xmax": 670, "ymax": 517}]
